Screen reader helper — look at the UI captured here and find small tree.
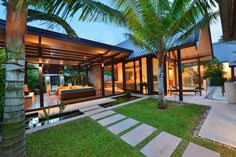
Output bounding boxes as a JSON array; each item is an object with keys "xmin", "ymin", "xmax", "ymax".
[
  {"xmin": 113, "ymin": 0, "xmax": 218, "ymax": 109},
  {"xmin": 202, "ymin": 58, "xmax": 226, "ymax": 86}
]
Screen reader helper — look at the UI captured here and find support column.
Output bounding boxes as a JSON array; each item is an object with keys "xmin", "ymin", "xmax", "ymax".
[
  {"xmin": 147, "ymin": 56, "xmax": 153, "ymax": 95},
  {"xmin": 231, "ymin": 67, "xmax": 235, "ymax": 81},
  {"xmin": 197, "ymin": 58, "xmax": 202, "ymax": 89},
  {"xmin": 122, "ymin": 61, "xmax": 126, "ymax": 92},
  {"xmin": 177, "ymin": 49, "xmax": 183, "ymax": 101},
  {"xmin": 39, "ymin": 64, "xmax": 44, "ymax": 108},
  {"xmin": 111, "ymin": 57, "xmax": 115, "ymax": 95},
  {"xmin": 38, "ymin": 36, "xmax": 44, "ymax": 108},
  {"xmin": 101, "ymin": 64, "xmax": 105, "ymax": 96}
]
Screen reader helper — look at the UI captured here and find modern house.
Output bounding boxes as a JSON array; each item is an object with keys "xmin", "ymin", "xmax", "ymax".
[
  {"xmin": 213, "ymin": 41, "xmax": 236, "ymax": 80},
  {"xmin": 0, "ymin": 19, "xmax": 213, "ymax": 110}
]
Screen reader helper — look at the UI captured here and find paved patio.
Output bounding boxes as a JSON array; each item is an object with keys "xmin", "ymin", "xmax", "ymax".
[{"xmin": 164, "ymin": 86, "xmax": 236, "ymax": 148}]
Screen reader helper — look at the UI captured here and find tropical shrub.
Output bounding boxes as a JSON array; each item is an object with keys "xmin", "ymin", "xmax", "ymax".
[{"xmin": 202, "ymin": 58, "xmax": 227, "ymax": 86}]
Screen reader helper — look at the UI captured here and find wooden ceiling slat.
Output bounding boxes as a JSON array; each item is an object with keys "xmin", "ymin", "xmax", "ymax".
[
  {"xmin": 42, "ymin": 53, "xmax": 88, "ymax": 61},
  {"xmin": 26, "ymin": 55, "xmax": 84, "ymax": 62}
]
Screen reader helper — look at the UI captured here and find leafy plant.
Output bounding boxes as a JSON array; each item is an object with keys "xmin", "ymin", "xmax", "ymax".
[
  {"xmin": 58, "ymin": 101, "xmax": 66, "ymax": 120},
  {"xmin": 27, "ymin": 67, "xmax": 39, "ymax": 93},
  {"xmin": 39, "ymin": 107, "xmax": 50, "ymax": 122},
  {"xmin": 202, "ymin": 58, "xmax": 227, "ymax": 86}
]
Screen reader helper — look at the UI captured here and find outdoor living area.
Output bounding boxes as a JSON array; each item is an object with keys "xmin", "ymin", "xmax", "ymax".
[
  {"xmin": 0, "ymin": 19, "xmax": 214, "ymax": 111},
  {"xmin": 0, "ymin": 20, "xmax": 132, "ymax": 111}
]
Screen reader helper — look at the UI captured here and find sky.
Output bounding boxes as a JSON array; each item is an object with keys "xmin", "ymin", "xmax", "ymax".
[{"xmin": 0, "ymin": 2, "xmax": 223, "ymax": 45}]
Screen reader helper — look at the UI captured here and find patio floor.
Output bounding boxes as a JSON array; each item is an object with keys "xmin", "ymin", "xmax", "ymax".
[
  {"xmin": 25, "ymin": 89, "xmax": 123, "ymax": 110},
  {"xmin": 164, "ymin": 87, "xmax": 236, "ymax": 148}
]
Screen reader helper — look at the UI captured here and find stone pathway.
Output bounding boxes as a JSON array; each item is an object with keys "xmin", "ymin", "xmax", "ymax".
[
  {"xmin": 182, "ymin": 142, "xmax": 220, "ymax": 157},
  {"xmin": 107, "ymin": 118, "xmax": 139, "ymax": 135},
  {"xmin": 141, "ymin": 131, "xmax": 181, "ymax": 157},
  {"xmin": 89, "ymin": 110, "xmax": 221, "ymax": 157},
  {"xmin": 121, "ymin": 124, "xmax": 157, "ymax": 147},
  {"xmin": 98, "ymin": 114, "xmax": 126, "ymax": 126},
  {"xmin": 90, "ymin": 110, "xmax": 115, "ymax": 120}
]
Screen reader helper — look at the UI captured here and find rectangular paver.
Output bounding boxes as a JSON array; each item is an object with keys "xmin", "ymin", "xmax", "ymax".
[
  {"xmin": 90, "ymin": 110, "xmax": 116, "ymax": 120},
  {"xmin": 98, "ymin": 114, "xmax": 126, "ymax": 126},
  {"xmin": 84, "ymin": 108, "xmax": 106, "ymax": 116},
  {"xmin": 121, "ymin": 124, "xmax": 157, "ymax": 147},
  {"xmin": 79, "ymin": 105, "xmax": 101, "ymax": 112},
  {"xmin": 107, "ymin": 118, "xmax": 139, "ymax": 135},
  {"xmin": 182, "ymin": 142, "xmax": 220, "ymax": 157},
  {"xmin": 141, "ymin": 131, "xmax": 182, "ymax": 157}
]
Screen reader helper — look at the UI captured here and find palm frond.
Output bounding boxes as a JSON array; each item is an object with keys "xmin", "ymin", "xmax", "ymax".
[
  {"xmin": 44, "ymin": 0, "xmax": 126, "ymax": 27},
  {"xmin": 28, "ymin": 9, "xmax": 78, "ymax": 37}
]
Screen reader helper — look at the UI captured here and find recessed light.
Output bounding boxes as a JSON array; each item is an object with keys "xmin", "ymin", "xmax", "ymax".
[{"xmin": 50, "ymin": 52, "xmax": 54, "ymax": 55}]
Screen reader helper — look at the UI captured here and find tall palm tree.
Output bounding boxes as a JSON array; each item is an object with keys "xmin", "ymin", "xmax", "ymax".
[
  {"xmin": 0, "ymin": 0, "xmax": 124, "ymax": 156},
  {"xmin": 113, "ymin": 0, "xmax": 218, "ymax": 109}
]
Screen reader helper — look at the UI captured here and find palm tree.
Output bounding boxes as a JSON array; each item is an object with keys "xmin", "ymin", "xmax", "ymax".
[
  {"xmin": 113, "ymin": 0, "xmax": 218, "ymax": 109},
  {"xmin": 1, "ymin": 0, "xmax": 124, "ymax": 156}
]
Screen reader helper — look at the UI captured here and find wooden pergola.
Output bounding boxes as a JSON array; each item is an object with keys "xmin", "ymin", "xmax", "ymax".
[{"xmin": 0, "ymin": 19, "xmax": 132, "ymax": 107}]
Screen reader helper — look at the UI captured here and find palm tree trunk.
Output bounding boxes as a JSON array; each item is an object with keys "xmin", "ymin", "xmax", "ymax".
[
  {"xmin": 1, "ymin": 1, "xmax": 28, "ymax": 156},
  {"xmin": 157, "ymin": 51, "xmax": 167, "ymax": 109}
]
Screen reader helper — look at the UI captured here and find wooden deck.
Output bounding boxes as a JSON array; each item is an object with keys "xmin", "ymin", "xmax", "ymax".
[{"xmin": 25, "ymin": 90, "xmax": 123, "ymax": 110}]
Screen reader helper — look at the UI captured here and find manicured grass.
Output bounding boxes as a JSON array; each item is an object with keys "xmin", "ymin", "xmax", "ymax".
[
  {"xmin": 26, "ymin": 118, "xmax": 143, "ymax": 157},
  {"xmin": 26, "ymin": 98, "xmax": 236, "ymax": 157},
  {"xmin": 115, "ymin": 98, "xmax": 205, "ymax": 138},
  {"xmin": 114, "ymin": 98, "xmax": 236, "ymax": 157}
]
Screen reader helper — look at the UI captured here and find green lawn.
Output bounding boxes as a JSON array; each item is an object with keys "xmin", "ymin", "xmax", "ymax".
[
  {"xmin": 26, "ymin": 98, "xmax": 236, "ymax": 157},
  {"xmin": 114, "ymin": 98, "xmax": 236, "ymax": 157},
  {"xmin": 26, "ymin": 118, "xmax": 143, "ymax": 157}
]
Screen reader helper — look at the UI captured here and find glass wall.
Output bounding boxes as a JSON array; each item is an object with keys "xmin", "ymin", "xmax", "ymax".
[
  {"xmin": 142, "ymin": 58, "xmax": 148, "ymax": 94},
  {"xmin": 182, "ymin": 64, "xmax": 203, "ymax": 88},
  {"xmin": 125, "ymin": 61, "xmax": 135, "ymax": 91},
  {"xmin": 115, "ymin": 63, "xmax": 124, "ymax": 94},
  {"xmin": 152, "ymin": 58, "xmax": 158, "ymax": 93},
  {"xmin": 135, "ymin": 60, "xmax": 141, "ymax": 92},
  {"xmin": 166, "ymin": 61, "xmax": 176, "ymax": 89},
  {"xmin": 104, "ymin": 65, "xmax": 112, "ymax": 96}
]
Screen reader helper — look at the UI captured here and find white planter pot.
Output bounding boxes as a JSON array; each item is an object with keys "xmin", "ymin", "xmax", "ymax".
[{"xmin": 224, "ymin": 82, "xmax": 236, "ymax": 104}]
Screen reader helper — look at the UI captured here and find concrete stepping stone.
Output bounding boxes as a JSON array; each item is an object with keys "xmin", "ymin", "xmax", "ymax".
[
  {"xmin": 79, "ymin": 105, "xmax": 101, "ymax": 112},
  {"xmin": 84, "ymin": 108, "xmax": 106, "ymax": 116},
  {"xmin": 141, "ymin": 131, "xmax": 182, "ymax": 157},
  {"xmin": 121, "ymin": 124, "xmax": 157, "ymax": 147},
  {"xmin": 98, "ymin": 114, "xmax": 126, "ymax": 126},
  {"xmin": 107, "ymin": 118, "xmax": 139, "ymax": 135},
  {"xmin": 182, "ymin": 142, "xmax": 220, "ymax": 157},
  {"xmin": 90, "ymin": 110, "xmax": 116, "ymax": 120}
]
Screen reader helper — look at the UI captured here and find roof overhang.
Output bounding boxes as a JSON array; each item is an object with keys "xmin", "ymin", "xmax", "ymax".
[
  {"xmin": 169, "ymin": 26, "xmax": 213, "ymax": 63},
  {"xmin": 218, "ymin": 0, "xmax": 236, "ymax": 41},
  {"xmin": 0, "ymin": 19, "xmax": 132, "ymax": 67},
  {"xmin": 117, "ymin": 26, "xmax": 213, "ymax": 64}
]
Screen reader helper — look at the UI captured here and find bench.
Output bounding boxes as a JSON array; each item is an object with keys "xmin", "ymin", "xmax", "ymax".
[{"xmin": 168, "ymin": 89, "xmax": 202, "ymax": 96}]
